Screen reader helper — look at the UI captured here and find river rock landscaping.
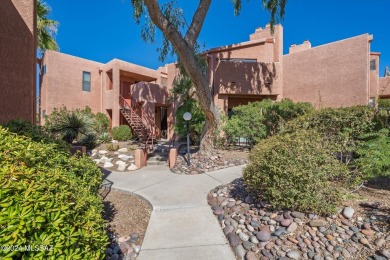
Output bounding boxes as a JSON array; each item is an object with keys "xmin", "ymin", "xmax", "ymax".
[
  {"xmin": 208, "ymin": 178, "xmax": 390, "ymax": 260},
  {"xmin": 91, "ymin": 141, "xmax": 139, "ymax": 171},
  {"xmin": 102, "ymin": 190, "xmax": 152, "ymax": 260},
  {"xmin": 171, "ymin": 148, "xmax": 249, "ymax": 175}
]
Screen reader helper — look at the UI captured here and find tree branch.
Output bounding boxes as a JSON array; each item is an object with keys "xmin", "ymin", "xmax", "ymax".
[
  {"xmin": 143, "ymin": 0, "xmax": 216, "ymax": 128},
  {"xmin": 184, "ymin": 0, "xmax": 212, "ymax": 47},
  {"xmin": 143, "ymin": 0, "xmax": 187, "ymax": 53}
]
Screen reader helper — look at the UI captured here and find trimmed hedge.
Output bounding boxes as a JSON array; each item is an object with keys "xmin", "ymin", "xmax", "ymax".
[
  {"xmin": 243, "ymin": 130, "xmax": 350, "ymax": 214},
  {"xmin": 0, "ymin": 126, "xmax": 107, "ymax": 259}
]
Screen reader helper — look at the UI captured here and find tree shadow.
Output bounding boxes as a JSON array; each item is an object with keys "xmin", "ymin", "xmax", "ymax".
[
  {"xmin": 365, "ymin": 176, "xmax": 390, "ymax": 191},
  {"xmin": 102, "ymin": 200, "xmax": 117, "ymax": 223}
]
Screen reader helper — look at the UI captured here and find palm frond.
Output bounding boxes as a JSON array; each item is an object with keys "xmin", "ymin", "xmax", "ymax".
[{"xmin": 37, "ymin": 0, "xmax": 59, "ymax": 52}]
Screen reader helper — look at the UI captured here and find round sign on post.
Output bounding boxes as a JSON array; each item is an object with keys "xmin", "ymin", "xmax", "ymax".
[{"xmin": 183, "ymin": 112, "xmax": 192, "ymax": 121}]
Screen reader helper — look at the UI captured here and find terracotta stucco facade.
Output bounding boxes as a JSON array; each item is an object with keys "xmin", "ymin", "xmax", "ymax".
[
  {"xmin": 40, "ymin": 24, "xmax": 389, "ymax": 139},
  {"xmin": 0, "ymin": 0, "xmax": 36, "ymax": 124},
  {"xmin": 40, "ymin": 51, "xmax": 176, "ymax": 139}
]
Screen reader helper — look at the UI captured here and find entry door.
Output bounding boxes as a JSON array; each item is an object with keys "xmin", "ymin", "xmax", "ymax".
[{"xmin": 160, "ymin": 107, "xmax": 168, "ymax": 139}]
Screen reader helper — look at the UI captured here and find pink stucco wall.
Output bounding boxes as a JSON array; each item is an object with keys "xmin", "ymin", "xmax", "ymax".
[
  {"xmin": 40, "ymin": 51, "xmax": 102, "ymax": 123},
  {"xmin": 208, "ymin": 24, "xmax": 283, "ymax": 114},
  {"xmin": 370, "ymin": 53, "xmax": 380, "ymax": 98},
  {"xmin": 100, "ymin": 59, "xmax": 158, "ymax": 127},
  {"xmin": 214, "ymin": 61, "xmax": 281, "ymax": 96},
  {"xmin": 289, "ymin": 41, "xmax": 312, "ymax": 54},
  {"xmin": 283, "ymin": 34, "xmax": 371, "ymax": 108},
  {"xmin": 0, "ymin": 0, "xmax": 36, "ymax": 124},
  {"xmin": 207, "ymin": 24, "xmax": 283, "ymax": 63},
  {"xmin": 131, "ymin": 82, "xmax": 175, "ymax": 139}
]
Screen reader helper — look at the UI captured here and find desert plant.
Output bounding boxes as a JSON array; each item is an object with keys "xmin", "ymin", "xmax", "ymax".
[
  {"xmin": 355, "ymin": 128, "xmax": 390, "ymax": 180},
  {"xmin": 98, "ymin": 132, "xmax": 112, "ymax": 143},
  {"xmin": 0, "ymin": 126, "xmax": 107, "ymax": 259},
  {"xmin": 128, "ymin": 144, "xmax": 139, "ymax": 150},
  {"xmin": 112, "ymin": 125, "xmax": 132, "ymax": 141},
  {"xmin": 45, "ymin": 107, "xmax": 95, "ymax": 144},
  {"xmin": 107, "ymin": 143, "xmax": 120, "ymax": 151},
  {"xmin": 79, "ymin": 133, "xmax": 99, "ymax": 149},
  {"xmin": 244, "ymin": 130, "xmax": 351, "ymax": 214}
]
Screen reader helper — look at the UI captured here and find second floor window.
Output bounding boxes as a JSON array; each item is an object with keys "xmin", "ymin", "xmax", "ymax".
[
  {"xmin": 82, "ymin": 71, "xmax": 91, "ymax": 92},
  {"xmin": 370, "ymin": 60, "xmax": 376, "ymax": 71}
]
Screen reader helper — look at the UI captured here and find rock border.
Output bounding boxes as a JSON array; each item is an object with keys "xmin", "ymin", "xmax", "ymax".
[{"xmin": 208, "ymin": 178, "xmax": 390, "ymax": 260}]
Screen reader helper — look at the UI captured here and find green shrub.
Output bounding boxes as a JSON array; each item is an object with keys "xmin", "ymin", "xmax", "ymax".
[
  {"xmin": 355, "ymin": 128, "xmax": 390, "ymax": 179},
  {"xmin": 244, "ymin": 130, "xmax": 351, "ymax": 214},
  {"xmin": 128, "ymin": 144, "xmax": 139, "ymax": 150},
  {"xmin": 112, "ymin": 125, "xmax": 132, "ymax": 141},
  {"xmin": 0, "ymin": 126, "xmax": 107, "ymax": 259},
  {"xmin": 107, "ymin": 143, "xmax": 119, "ymax": 151},
  {"xmin": 376, "ymin": 99, "xmax": 390, "ymax": 129},
  {"xmin": 95, "ymin": 112, "xmax": 110, "ymax": 134},
  {"xmin": 3, "ymin": 119, "xmax": 67, "ymax": 149},
  {"xmin": 262, "ymin": 99, "xmax": 313, "ymax": 135},
  {"xmin": 282, "ymin": 106, "xmax": 377, "ymax": 156},
  {"xmin": 225, "ymin": 99, "xmax": 313, "ymax": 146},
  {"xmin": 225, "ymin": 102, "xmax": 267, "ymax": 146},
  {"xmin": 378, "ymin": 98, "xmax": 390, "ymax": 108}
]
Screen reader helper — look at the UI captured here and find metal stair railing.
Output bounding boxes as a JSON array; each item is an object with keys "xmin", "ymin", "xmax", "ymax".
[{"xmin": 119, "ymin": 95, "xmax": 158, "ymax": 152}]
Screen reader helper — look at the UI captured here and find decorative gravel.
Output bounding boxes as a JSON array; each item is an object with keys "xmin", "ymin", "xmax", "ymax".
[
  {"xmin": 102, "ymin": 190, "xmax": 152, "ymax": 260},
  {"xmin": 208, "ymin": 178, "xmax": 390, "ymax": 260},
  {"xmin": 90, "ymin": 141, "xmax": 139, "ymax": 171},
  {"xmin": 171, "ymin": 149, "xmax": 248, "ymax": 175}
]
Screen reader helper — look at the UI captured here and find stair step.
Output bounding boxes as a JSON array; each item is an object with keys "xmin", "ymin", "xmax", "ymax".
[{"xmin": 147, "ymin": 161, "xmax": 168, "ymax": 166}]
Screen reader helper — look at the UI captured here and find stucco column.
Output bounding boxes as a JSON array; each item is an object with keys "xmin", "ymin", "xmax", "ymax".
[{"xmin": 112, "ymin": 67, "xmax": 120, "ymax": 127}]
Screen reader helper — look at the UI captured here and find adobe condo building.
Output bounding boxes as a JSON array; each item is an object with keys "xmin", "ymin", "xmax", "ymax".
[{"xmin": 39, "ymin": 24, "xmax": 390, "ymax": 141}]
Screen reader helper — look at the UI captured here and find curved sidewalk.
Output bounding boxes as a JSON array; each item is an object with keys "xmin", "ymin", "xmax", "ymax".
[{"xmin": 103, "ymin": 165, "xmax": 245, "ymax": 260}]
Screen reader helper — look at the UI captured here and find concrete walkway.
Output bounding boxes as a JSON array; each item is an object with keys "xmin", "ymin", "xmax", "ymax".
[{"xmin": 104, "ymin": 165, "xmax": 245, "ymax": 260}]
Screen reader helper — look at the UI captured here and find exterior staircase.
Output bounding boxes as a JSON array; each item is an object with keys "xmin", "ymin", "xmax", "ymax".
[{"xmin": 119, "ymin": 95, "xmax": 158, "ymax": 151}]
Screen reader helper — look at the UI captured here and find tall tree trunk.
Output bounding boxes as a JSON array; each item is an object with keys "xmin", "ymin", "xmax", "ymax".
[
  {"xmin": 143, "ymin": 0, "xmax": 220, "ymax": 154},
  {"xmin": 199, "ymin": 102, "xmax": 220, "ymax": 155}
]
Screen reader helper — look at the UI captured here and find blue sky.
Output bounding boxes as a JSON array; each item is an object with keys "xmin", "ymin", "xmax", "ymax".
[{"xmin": 47, "ymin": 0, "xmax": 390, "ymax": 75}]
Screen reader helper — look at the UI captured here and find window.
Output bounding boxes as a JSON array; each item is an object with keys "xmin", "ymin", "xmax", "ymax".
[
  {"xmin": 42, "ymin": 110, "xmax": 46, "ymax": 118},
  {"xmin": 370, "ymin": 60, "xmax": 376, "ymax": 71},
  {"xmin": 369, "ymin": 97, "xmax": 376, "ymax": 108},
  {"xmin": 43, "ymin": 65, "xmax": 47, "ymax": 75},
  {"xmin": 82, "ymin": 71, "xmax": 91, "ymax": 92}
]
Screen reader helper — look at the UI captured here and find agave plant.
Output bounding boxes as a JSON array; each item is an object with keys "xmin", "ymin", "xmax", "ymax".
[
  {"xmin": 98, "ymin": 132, "xmax": 111, "ymax": 144},
  {"xmin": 49, "ymin": 110, "xmax": 95, "ymax": 144},
  {"xmin": 79, "ymin": 133, "xmax": 98, "ymax": 149}
]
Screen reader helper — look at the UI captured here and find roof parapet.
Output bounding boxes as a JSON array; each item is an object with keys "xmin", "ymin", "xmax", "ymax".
[{"xmin": 289, "ymin": 40, "xmax": 312, "ymax": 54}]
